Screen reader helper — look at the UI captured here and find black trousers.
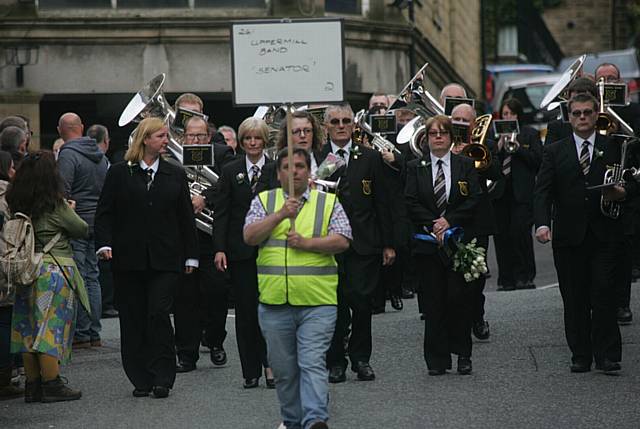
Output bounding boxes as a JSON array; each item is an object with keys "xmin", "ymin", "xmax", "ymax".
[
  {"xmin": 99, "ymin": 260, "xmax": 115, "ymax": 312},
  {"xmin": 417, "ymin": 252, "xmax": 473, "ymax": 371},
  {"xmin": 552, "ymin": 231, "xmax": 622, "ymax": 366},
  {"xmin": 174, "ymin": 256, "xmax": 230, "ymax": 364},
  {"xmin": 614, "ymin": 236, "xmax": 633, "ymax": 308},
  {"xmin": 372, "ymin": 248, "xmax": 405, "ymax": 311},
  {"xmin": 229, "ymin": 258, "xmax": 268, "ymax": 379},
  {"xmin": 471, "ymin": 236, "xmax": 489, "ymax": 323},
  {"xmin": 493, "ymin": 195, "xmax": 536, "ymax": 286},
  {"xmin": 327, "ymin": 249, "xmax": 381, "ymax": 369},
  {"xmin": 114, "ymin": 270, "xmax": 180, "ymax": 390}
]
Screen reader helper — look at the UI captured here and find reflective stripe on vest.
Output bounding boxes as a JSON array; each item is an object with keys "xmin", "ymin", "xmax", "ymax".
[{"xmin": 256, "ymin": 188, "xmax": 338, "ymax": 306}]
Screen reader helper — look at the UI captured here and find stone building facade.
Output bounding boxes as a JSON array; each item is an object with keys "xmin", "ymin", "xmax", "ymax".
[{"xmin": 0, "ymin": 0, "xmax": 482, "ymax": 150}]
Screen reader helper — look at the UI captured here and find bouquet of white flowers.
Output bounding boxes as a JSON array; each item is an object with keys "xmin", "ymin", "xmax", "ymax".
[
  {"xmin": 452, "ymin": 238, "xmax": 488, "ymax": 283},
  {"xmin": 314, "ymin": 153, "xmax": 345, "ymax": 180}
]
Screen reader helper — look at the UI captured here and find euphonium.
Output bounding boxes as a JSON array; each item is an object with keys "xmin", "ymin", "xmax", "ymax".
[
  {"xmin": 119, "ymin": 73, "xmax": 218, "ymax": 235},
  {"xmin": 462, "ymin": 114, "xmax": 493, "ymax": 170}
]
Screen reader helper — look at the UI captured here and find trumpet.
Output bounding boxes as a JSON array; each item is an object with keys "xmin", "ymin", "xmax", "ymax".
[
  {"xmin": 504, "ymin": 132, "xmax": 520, "ymax": 154},
  {"xmin": 312, "ymin": 178, "xmax": 340, "ymax": 192},
  {"xmin": 596, "ymin": 77, "xmax": 616, "ymax": 135},
  {"xmin": 462, "ymin": 114, "xmax": 493, "ymax": 170}
]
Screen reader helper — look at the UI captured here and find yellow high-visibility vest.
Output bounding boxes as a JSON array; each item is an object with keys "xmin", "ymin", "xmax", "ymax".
[{"xmin": 256, "ymin": 188, "xmax": 338, "ymax": 306}]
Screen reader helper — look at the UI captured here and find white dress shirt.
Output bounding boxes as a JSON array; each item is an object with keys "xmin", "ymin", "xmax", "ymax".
[
  {"xmin": 429, "ymin": 151, "xmax": 452, "ymax": 200},
  {"xmin": 573, "ymin": 132, "xmax": 595, "ymax": 161},
  {"xmin": 245, "ymin": 154, "xmax": 266, "ymax": 180},
  {"xmin": 330, "ymin": 140, "xmax": 353, "ymax": 167}
]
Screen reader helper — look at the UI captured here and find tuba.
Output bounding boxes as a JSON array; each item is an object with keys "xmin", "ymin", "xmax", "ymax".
[
  {"xmin": 118, "ymin": 73, "xmax": 218, "ymax": 235},
  {"xmin": 462, "ymin": 114, "xmax": 493, "ymax": 170}
]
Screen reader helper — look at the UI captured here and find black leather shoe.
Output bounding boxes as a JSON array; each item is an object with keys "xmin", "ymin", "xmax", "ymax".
[
  {"xmin": 457, "ymin": 356, "xmax": 472, "ymax": 375},
  {"xmin": 352, "ymin": 361, "xmax": 375, "ymax": 381},
  {"xmin": 328, "ymin": 366, "xmax": 346, "ymax": 384},
  {"xmin": 617, "ymin": 307, "xmax": 633, "ymax": 325},
  {"xmin": 497, "ymin": 284, "xmax": 515, "ymax": 291},
  {"xmin": 243, "ymin": 378, "xmax": 259, "ymax": 389},
  {"xmin": 401, "ymin": 287, "xmax": 414, "ymax": 299},
  {"xmin": 570, "ymin": 362, "xmax": 591, "ymax": 373},
  {"xmin": 309, "ymin": 422, "xmax": 329, "ymax": 429},
  {"xmin": 472, "ymin": 320, "xmax": 490, "ymax": 340},
  {"xmin": 210, "ymin": 347, "xmax": 228, "ymax": 366},
  {"xmin": 428, "ymin": 368, "xmax": 446, "ymax": 376},
  {"xmin": 132, "ymin": 388, "xmax": 151, "ymax": 397},
  {"xmin": 175, "ymin": 361, "xmax": 196, "ymax": 373},
  {"xmin": 516, "ymin": 280, "xmax": 535, "ymax": 290},
  {"xmin": 390, "ymin": 295, "xmax": 403, "ymax": 311},
  {"xmin": 152, "ymin": 386, "xmax": 169, "ymax": 398},
  {"xmin": 596, "ymin": 359, "xmax": 621, "ymax": 374}
]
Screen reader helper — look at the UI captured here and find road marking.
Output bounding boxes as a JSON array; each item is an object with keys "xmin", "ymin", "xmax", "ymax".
[{"xmin": 538, "ymin": 282, "xmax": 559, "ymax": 290}]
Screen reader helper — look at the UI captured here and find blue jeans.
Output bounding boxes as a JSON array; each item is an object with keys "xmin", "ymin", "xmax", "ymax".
[
  {"xmin": 72, "ymin": 238, "xmax": 102, "ymax": 342},
  {"xmin": 259, "ymin": 304, "xmax": 337, "ymax": 429}
]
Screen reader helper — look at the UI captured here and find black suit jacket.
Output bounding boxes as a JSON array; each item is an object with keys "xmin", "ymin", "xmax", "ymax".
[
  {"xmin": 533, "ymin": 134, "xmax": 624, "ymax": 247},
  {"xmin": 405, "ymin": 153, "xmax": 482, "ymax": 255},
  {"xmin": 95, "ymin": 159, "xmax": 198, "ymax": 272},
  {"xmin": 545, "ymin": 119, "xmax": 572, "ymax": 145},
  {"xmin": 317, "ymin": 143, "xmax": 393, "ymax": 255},
  {"xmin": 212, "ymin": 156, "xmax": 274, "ymax": 261},
  {"xmin": 490, "ymin": 126, "xmax": 543, "ymax": 204}
]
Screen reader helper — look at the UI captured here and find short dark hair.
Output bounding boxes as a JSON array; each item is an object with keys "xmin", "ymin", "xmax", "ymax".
[
  {"xmin": 0, "ymin": 126, "xmax": 26, "ymax": 158},
  {"xmin": 567, "ymin": 77, "xmax": 597, "ymax": 98},
  {"xmin": 568, "ymin": 92, "xmax": 598, "ymax": 112},
  {"xmin": 500, "ymin": 98, "xmax": 524, "ymax": 118},
  {"xmin": 6, "ymin": 150, "xmax": 65, "ymax": 220},
  {"xmin": 276, "ymin": 146, "xmax": 311, "ymax": 170},
  {"xmin": 87, "ymin": 124, "xmax": 108, "ymax": 143},
  {"xmin": 0, "ymin": 116, "xmax": 27, "ymax": 133}
]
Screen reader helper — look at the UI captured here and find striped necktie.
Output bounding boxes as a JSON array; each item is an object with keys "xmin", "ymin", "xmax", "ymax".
[
  {"xmin": 250, "ymin": 165, "xmax": 261, "ymax": 192},
  {"xmin": 579, "ymin": 141, "xmax": 590, "ymax": 176},
  {"xmin": 434, "ymin": 159, "xmax": 447, "ymax": 216},
  {"xmin": 145, "ymin": 168, "xmax": 154, "ymax": 191},
  {"xmin": 502, "ymin": 155, "xmax": 512, "ymax": 176}
]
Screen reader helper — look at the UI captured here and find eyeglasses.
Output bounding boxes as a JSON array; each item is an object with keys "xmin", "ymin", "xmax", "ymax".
[
  {"xmin": 428, "ymin": 130, "xmax": 450, "ymax": 137},
  {"xmin": 570, "ymin": 109, "xmax": 594, "ymax": 118},
  {"xmin": 185, "ymin": 133, "xmax": 209, "ymax": 141},
  {"xmin": 292, "ymin": 128, "xmax": 313, "ymax": 136},
  {"xmin": 329, "ymin": 118, "xmax": 352, "ymax": 126}
]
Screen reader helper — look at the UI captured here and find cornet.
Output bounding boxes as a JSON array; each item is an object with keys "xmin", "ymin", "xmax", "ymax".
[
  {"xmin": 504, "ymin": 132, "xmax": 520, "ymax": 154},
  {"xmin": 462, "ymin": 114, "xmax": 493, "ymax": 170}
]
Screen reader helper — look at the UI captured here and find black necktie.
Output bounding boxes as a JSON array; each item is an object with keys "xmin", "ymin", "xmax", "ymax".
[
  {"xmin": 336, "ymin": 149, "xmax": 347, "ymax": 160},
  {"xmin": 434, "ymin": 160, "xmax": 447, "ymax": 216},
  {"xmin": 145, "ymin": 168, "xmax": 154, "ymax": 191},
  {"xmin": 579, "ymin": 141, "xmax": 590, "ymax": 176},
  {"xmin": 250, "ymin": 165, "xmax": 260, "ymax": 191}
]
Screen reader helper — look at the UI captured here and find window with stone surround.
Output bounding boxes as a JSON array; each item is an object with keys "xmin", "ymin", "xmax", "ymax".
[{"xmin": 326, "ymin": 0, "xmax": 360, "ymax": 14}]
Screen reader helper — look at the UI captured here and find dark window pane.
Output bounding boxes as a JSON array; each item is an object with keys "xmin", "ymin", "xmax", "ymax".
[
  {"xmin": 39, "ymin": 0, "xmax": 110, "ymax": 8},
  {"xmin": 325, "ymin": 0, "xmax": 358, "ymax": 14},
  {"xmin": 196, "ymin": 0, "xmax": 264, "ymax": 6},
  {"xmin": 118, "ymin": 0, "xmax": 188, "ymax": 7}
]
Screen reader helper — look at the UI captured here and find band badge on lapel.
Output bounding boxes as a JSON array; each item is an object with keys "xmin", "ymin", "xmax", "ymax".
[
  {"xmin": 458, "ymin": 180, "xmax": 469, "ymax": 196},
  {"xmin": 362, "ymin": 179, "xmax": 372, "ymax": 195}
]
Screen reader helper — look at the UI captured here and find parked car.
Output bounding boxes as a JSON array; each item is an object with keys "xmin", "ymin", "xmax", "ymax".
[
  {"xmin": 484, "ymin": 64, "xmax": 555, "ymax": 112},
  {"xmin": 494, "ymin": 74, "xmax": 562, "ymax": 139},
  {"xmin": 557, "ymin": 48, "xmax": 640, "ymax": 102}
]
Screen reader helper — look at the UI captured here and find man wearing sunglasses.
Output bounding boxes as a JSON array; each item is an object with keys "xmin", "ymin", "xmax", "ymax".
[
  {"xmin": 319, "ymin": 103, "xmax": 395, "ymax": 384},
  {"xmin": 173, "ymin": 112, "xmax": 235, "ymax": 374},
  {"xmin": 534, "ymin": 92, "xmax": 634, "ymax": 375}
]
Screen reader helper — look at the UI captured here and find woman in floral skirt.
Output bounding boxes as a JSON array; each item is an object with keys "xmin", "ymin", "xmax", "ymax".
[{"xmin": 8, "ymin": 150, "xmax": 89, "ymax": 403}]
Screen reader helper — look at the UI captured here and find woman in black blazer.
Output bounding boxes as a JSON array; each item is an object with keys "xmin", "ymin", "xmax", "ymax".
[
  {"xmin": 405, "ymin": 115, "xmax": 481, "ymax": 376},
  {"xmin": 213, "ymin": 117, "xmax": 274, "ymax": 389},
  {"xmin": 95, "ymin": 117, "xmax": 198, "ymax": 399}
]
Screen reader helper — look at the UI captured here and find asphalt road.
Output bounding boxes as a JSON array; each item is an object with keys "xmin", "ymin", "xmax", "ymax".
[{"xmin": 2, "ymin": 239, "xmax": 639, "ymax": 429}]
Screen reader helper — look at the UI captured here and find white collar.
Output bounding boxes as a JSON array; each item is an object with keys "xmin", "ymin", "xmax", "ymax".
[
  {"xmin": 429, "ymin": 151, "xmax": 452, "ymax": 167},
  {"xmin": 573, "ymin": 132, "xmax": 596, "ymax": 146},
  {"xmin": 245, "ymin": 155, "xmax": 265, "ymax": 172},
  {"xmin": 139, "ymin": 158, "xmax": 159, "ymax": 173},
  {"xmin": 330, "ymin": 140, "xmax": 352, "ymax": 155}
]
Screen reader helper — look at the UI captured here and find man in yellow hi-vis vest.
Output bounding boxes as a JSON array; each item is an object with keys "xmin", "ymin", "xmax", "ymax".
[{"xmin": 244, "ymin": 147, "xmax": 352, "ymax": 429}]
